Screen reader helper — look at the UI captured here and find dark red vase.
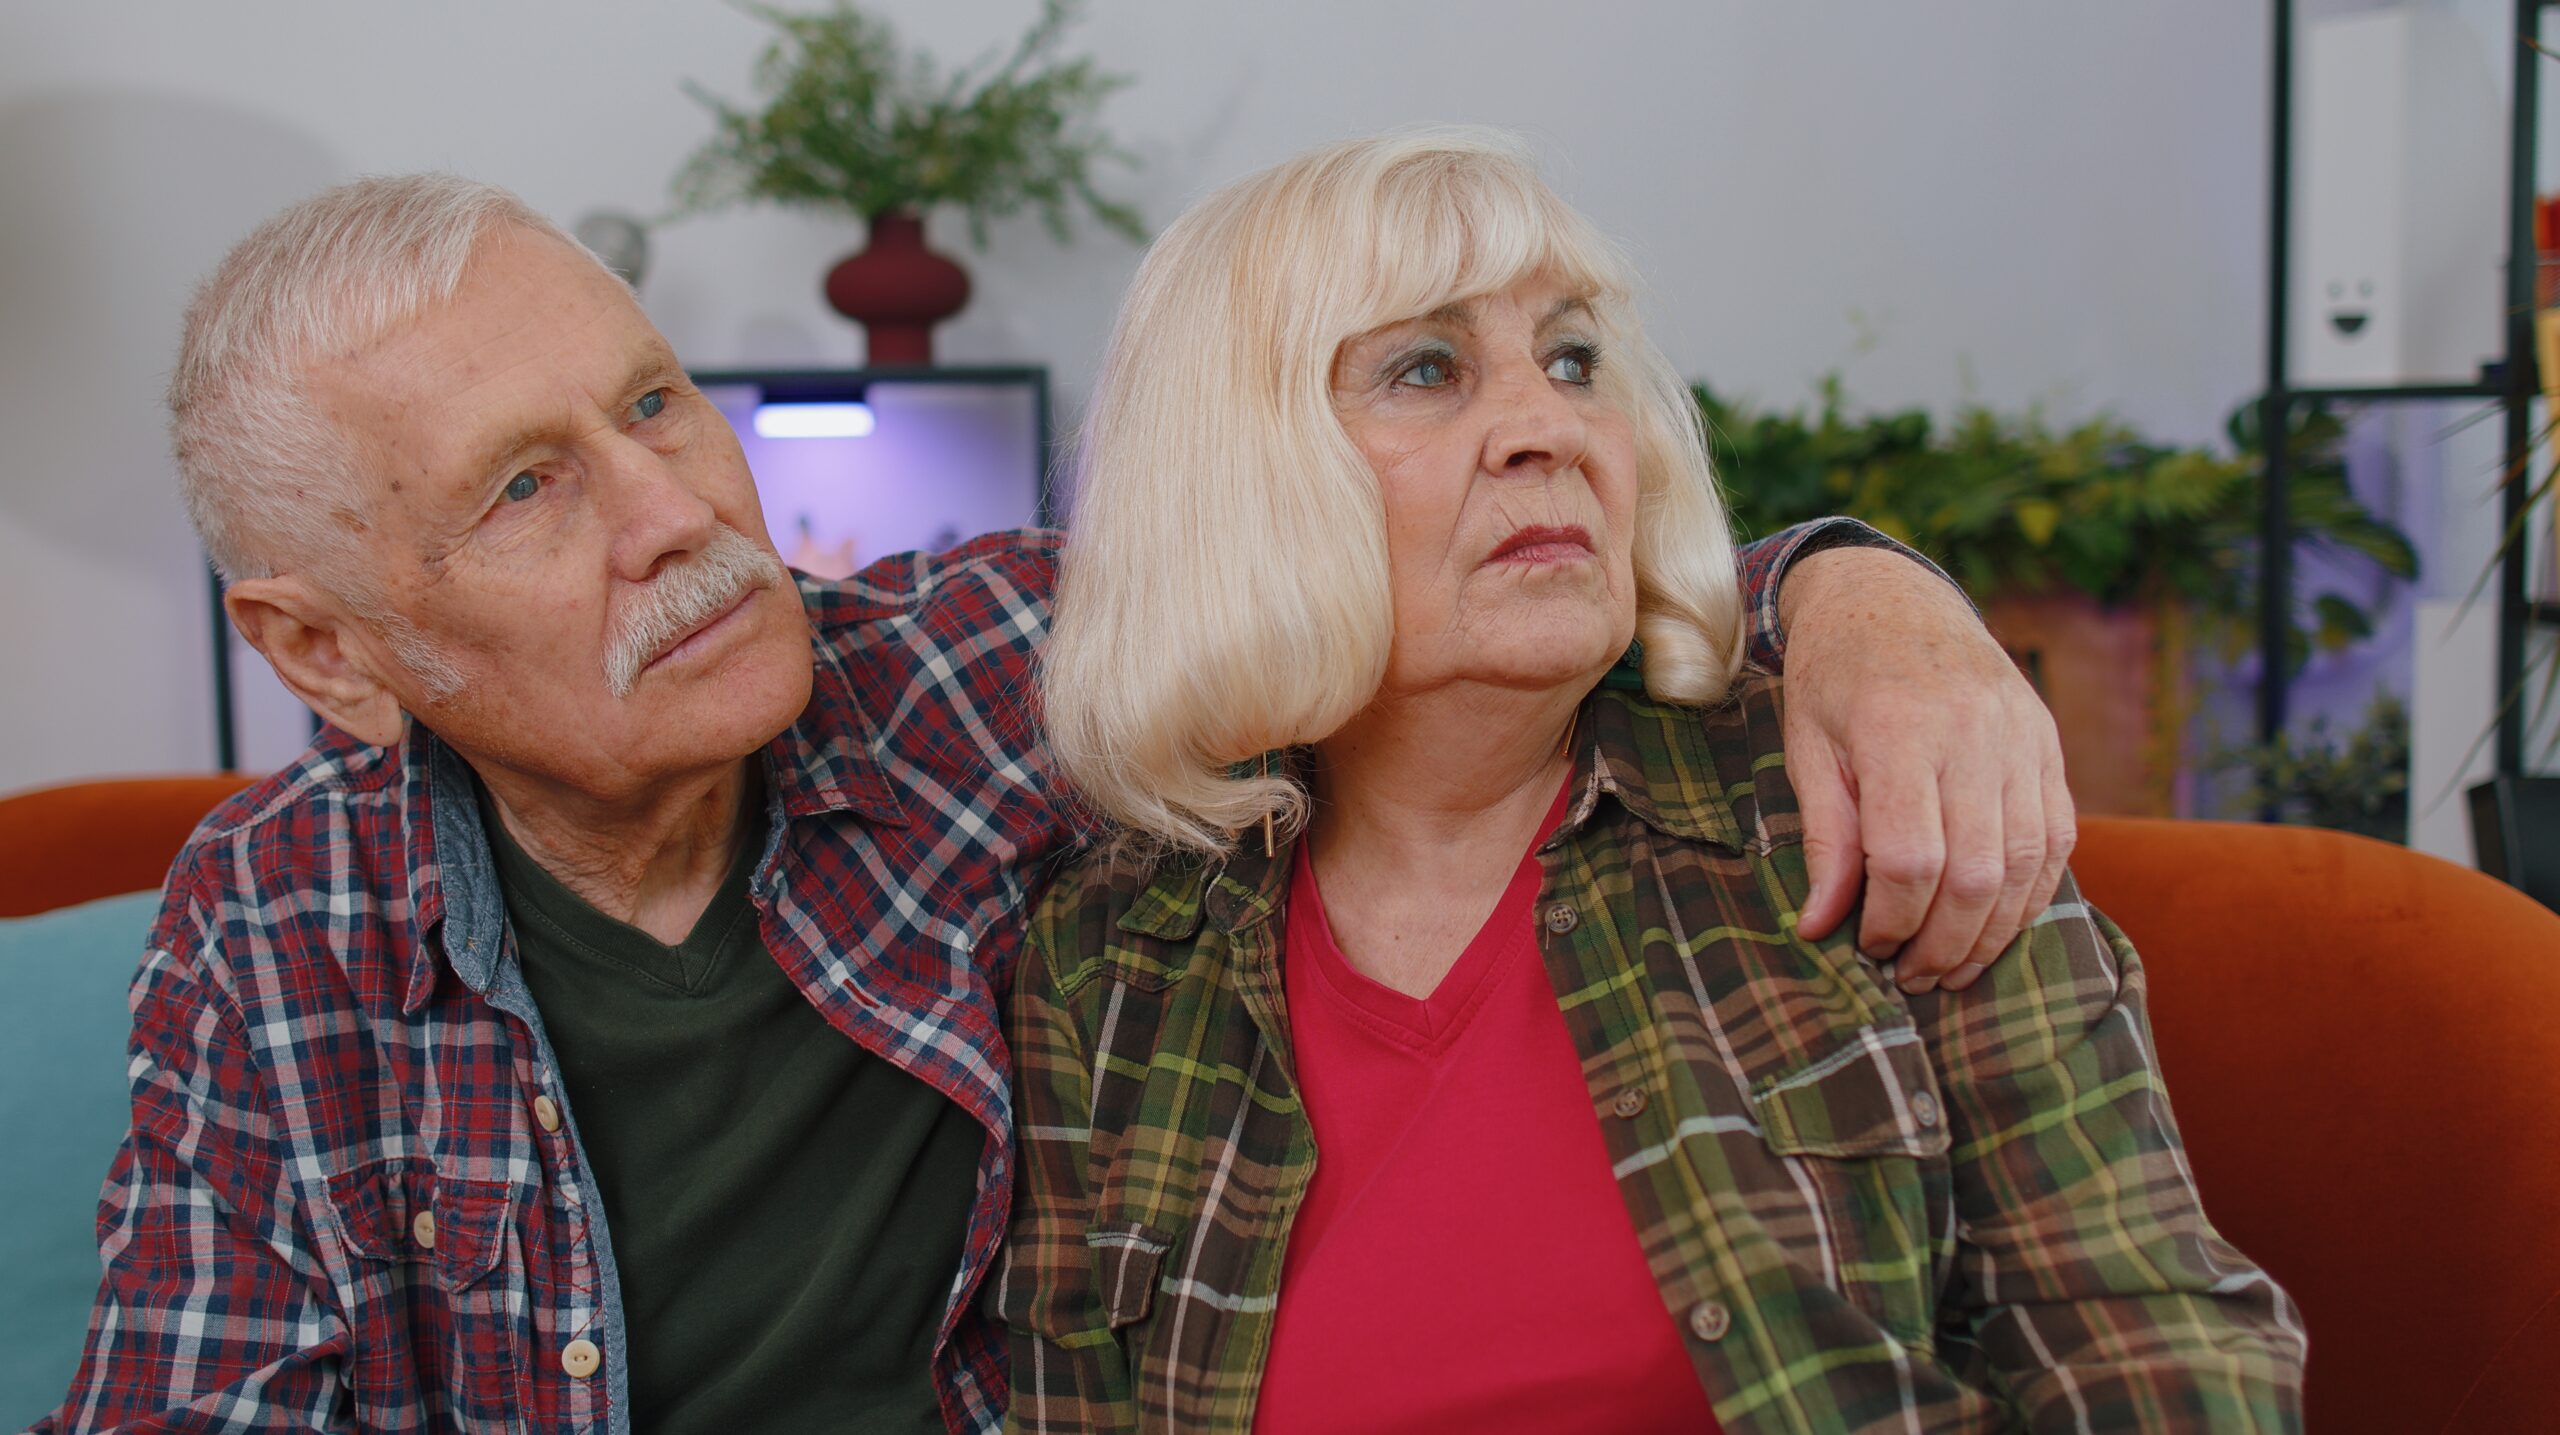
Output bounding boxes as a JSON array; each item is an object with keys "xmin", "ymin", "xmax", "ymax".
[{"xmin": 823, "ymin": 211, "xmax": 970, "ymax": 365}]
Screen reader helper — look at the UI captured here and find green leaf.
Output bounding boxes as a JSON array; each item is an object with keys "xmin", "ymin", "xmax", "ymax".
[
  {"xmin": 1693, "ymin": 379, "xmax": 2417, "ymax": 663},
  {"xmin": 2014, "ymin": 498, "xmax": 2061, "ymax": 547},
  {"xmin": 671, "ymin": 0, "xmax": 1146, "ymax": 249}
]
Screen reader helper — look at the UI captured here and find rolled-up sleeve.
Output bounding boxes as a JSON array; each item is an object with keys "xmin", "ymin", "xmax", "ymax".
[
  {"xmin": 1734, "ymin": 518, "xmax": 1963, "ymax": 672},
  {"xmin": 1912, "ymin": 874, "xmax": 2307, "ymax": 1432}
]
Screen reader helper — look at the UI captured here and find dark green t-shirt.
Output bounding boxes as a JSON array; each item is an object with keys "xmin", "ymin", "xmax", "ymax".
[{"xmin": 481, "ymin": 791, "xmax": 983, "ymax": 1434}]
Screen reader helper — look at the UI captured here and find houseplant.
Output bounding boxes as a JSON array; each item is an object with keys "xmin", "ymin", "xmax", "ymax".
[
  {"xmin": 1701, "ymin": 379, "xmax": 2418, "ymax": 815},
  {"xmin": 2221, "ymin": 692, "xmax": 2411, "ymax": 842},
  {"xmin": 675, "ymin": 0, "xmax": 1144, "ymax": 362}
]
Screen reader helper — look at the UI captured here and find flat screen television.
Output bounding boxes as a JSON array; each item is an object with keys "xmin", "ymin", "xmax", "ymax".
[{"xmin": 695, "ymin": 366, "xmax": 1052, "ymax": 581}]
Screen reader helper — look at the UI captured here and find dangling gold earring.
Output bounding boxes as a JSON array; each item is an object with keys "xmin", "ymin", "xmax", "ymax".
[{"xmin": 1260, "ymin": 749, "xmax": 1277, "ymax": 857}]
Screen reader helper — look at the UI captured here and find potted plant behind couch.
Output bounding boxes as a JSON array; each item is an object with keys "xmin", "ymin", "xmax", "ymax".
[
  {"xmin": 1704, "ymin": 379, "xmax": 2417, "ymax": 818},
  {"xmin": 674, "ymin": 0, "xmax": 1146, "ymax": 364}
]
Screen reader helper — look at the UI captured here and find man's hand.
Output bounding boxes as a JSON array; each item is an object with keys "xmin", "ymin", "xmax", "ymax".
[{"xmin": 1776, "ymin": 547, "xmax": 2074, "ymax": 993}]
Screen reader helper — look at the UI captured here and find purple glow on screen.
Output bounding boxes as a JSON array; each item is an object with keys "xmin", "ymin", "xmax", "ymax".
[
  {"xmin": 753, "ymin": 401, "xmax": 876, "ymax": 439},
  {"xmin": 703, "ymin": 380, "xmax": 1042, "ymax": 580}
]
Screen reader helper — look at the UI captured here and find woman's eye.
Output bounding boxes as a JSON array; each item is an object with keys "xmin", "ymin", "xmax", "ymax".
[
  {"xmin": 1395, "ymin": 356, "xmax": 1454, "ymax": 388},
  {"xmin": 1546, "ymin": 347, "xmax": 1598, "ymax": 385},
  {"xmin": 628, "ymin": 388, "xmax": 667, "ymax": 423},
  {"xmin": 502, "ymin": 472, "xmax": 541, "ymax": 503}
]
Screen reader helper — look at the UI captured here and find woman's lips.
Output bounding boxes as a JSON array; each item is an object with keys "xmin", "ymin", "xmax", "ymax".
[{"xmin": 1486, "ymin": 524, "xmax": 1595, "ymax": 565}]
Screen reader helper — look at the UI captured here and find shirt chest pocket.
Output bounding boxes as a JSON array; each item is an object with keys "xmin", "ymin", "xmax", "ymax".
[
  {"xmin": 328, "ymin": 1159, "xmax": 528, "ymax": 1432},
  {"xmin": 1080, "ymin": 1107, "xmax": 1206, "ymax": 1372},
  {"xmin": 1750, "ymin": 1026, "xmax": 1954, "ymax": 1346},
  {"xmin": 1075, "ymin": 1013, "xmax": 1283, "ymax": 1418},
  {"xmin": 1081, "ymin": 1200, "xmax": 1212, "ymax": 1434},
  {"xmin": 1083, "ymin": 1221, "xmax": 1176, "ymax": 1331}
]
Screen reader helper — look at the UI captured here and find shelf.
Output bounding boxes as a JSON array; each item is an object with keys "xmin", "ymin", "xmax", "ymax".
[
  {"xmin": 2259, "ymin": 0, "xmax": 2550, "ymax": 784},
  {"xmin": 2282, "ymin": 381, "xmax": 2505, "ymax": 403}
]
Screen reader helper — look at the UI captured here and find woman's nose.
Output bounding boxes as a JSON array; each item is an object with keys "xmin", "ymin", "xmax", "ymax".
[{"xmin": 1477, "ymin": 357, "xmax": 1589, "ymax": 479}]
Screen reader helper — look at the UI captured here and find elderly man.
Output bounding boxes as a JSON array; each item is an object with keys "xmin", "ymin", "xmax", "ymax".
[{"xmin": 37, "ymin": 176, "xmax": 2073, "ymax": 1435}]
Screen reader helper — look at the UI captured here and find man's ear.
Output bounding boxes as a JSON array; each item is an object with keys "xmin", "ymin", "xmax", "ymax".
[{"xmin": 223, "ymin": 577, "xmax": 411, "ymax": 749}]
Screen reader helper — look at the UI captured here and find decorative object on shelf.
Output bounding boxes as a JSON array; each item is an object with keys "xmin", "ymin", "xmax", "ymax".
[
  {"xmin": 674, "ymin": 0, "xmax": 1144, "ymax": 364},
  {"xmin": 572, "ymin": 210, "xmax": 652, "ymax": 290},
  {"xmin": 2220, "ymin": 692, "xmax": 2410, "ymax": 844},
  {"xmin": 2288, "ymin": 9, "xmax": 2500, "ymax": 389},
  {"xmin": 821, "ymin": 212, "xmax": 969, "ymax": 364},
  {"xmin": 1703, "ymin": 378, "xmax": 2417, "ymax": 817},
  {"xmin": 2466, "ymin": 772, "xmax": 2560, "ymax": 910}
]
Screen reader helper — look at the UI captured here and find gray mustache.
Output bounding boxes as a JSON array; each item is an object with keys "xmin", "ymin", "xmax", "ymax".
[{"xmin": 602, "ymin": 526, "xmax": 789, "ymax": 696}]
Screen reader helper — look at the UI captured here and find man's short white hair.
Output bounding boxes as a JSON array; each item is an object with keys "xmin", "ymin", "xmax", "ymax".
[
  {"xmin": 1042, "ymin": 127, "xmax": 1747, "ymax": 856},
  {"xmin": 171, "ymin": 173, "xmax": 587, "ymax": 588}
]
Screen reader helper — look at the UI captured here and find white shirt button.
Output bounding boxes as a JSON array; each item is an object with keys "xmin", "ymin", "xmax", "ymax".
[
  {"xmin": 533, "ymin": 1094, "xmax": 563, "ymax": 1133},
  {"xmin": 561, "ymin": 1338, "xmax": 602, "ymax": 1379},
  {"xmin": 411, "ymin": 1211, "xmax": 436, "ymax": 1250},
  {"xmin": 1688, "ymin": 1300, "xmax": 1731, "ymax": 1342}
]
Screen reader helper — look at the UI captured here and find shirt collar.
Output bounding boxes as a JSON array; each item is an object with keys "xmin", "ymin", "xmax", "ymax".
[
  {"xmin": 1114, "ymin": 669, "xmax": 1746, "ymax": 945},
  {"xmin": 1556, "ymin": 669, "xmax": 1746, "ymax": 853},
  {"xmin": 416, "ymin": 736, "xmax": 504, "ymax": 1009},
  {"xmin": 767, "ymin": 605, "xmax": 913, "ymax": 829},
  {"xmin": 1113, "ymin": 792, "xmax": 1296, "ymax": 946}
]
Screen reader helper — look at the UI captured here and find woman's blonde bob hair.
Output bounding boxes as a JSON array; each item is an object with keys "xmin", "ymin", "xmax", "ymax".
[{"xmin": 1043, "ymin": 127, "xmax": 1745, "ymax": 855}]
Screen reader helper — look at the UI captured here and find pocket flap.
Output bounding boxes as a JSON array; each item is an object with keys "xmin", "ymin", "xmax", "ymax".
[
  {"xmin": 1752, "ymin": 1025, "xmax": 1950, "ymax": 1159},
  {"xmin": 327, "ymin": 1159, "xmax": 517, "ymax": 1290},
  {"xmin": 1082, "ymin": 1222, "xmax": 1174, "ymax": 1329}
]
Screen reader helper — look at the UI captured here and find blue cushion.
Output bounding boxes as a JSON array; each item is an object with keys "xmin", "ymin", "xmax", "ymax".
[{"xmin": 0, "ymin": 890, "xmax": 159, "ymax": 1428}]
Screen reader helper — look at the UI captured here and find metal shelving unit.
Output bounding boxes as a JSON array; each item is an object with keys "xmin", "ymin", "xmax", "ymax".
[{"xmin": 2257, "ymin": 0, "xmax": 2548, "ymax": 788}]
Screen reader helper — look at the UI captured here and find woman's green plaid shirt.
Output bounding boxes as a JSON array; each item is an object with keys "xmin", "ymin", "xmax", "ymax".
[{"xmin": 997, "ymin": 673, "xmax": 2306, "ymax": 1435}]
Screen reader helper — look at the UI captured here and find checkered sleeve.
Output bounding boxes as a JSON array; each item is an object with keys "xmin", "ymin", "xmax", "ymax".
[
  {"xmin": 31, "ymin": 918, "xmax": 351, "ymax": 1434},
  {"xmin": 994, "ymin": 908, "xmax": 1132, "ymax": 1435},
  {"xmin": 1734, "ymin": 518, "xmax": 1960, "ymax": 672},
  {"xmin": 1912, "ymin": 877, "xmax": 2307, "ymax": 1431}
]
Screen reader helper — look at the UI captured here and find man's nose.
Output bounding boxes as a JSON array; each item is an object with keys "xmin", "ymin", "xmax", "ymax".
[{"xmin": 600, "ymin": 435, "xmax": 721, "ymax": 581}]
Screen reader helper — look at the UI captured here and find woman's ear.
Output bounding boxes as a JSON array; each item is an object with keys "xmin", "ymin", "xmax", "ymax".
[{"xmin": 223, "ymin": 578, "xmax": 411, "ymax": 749}]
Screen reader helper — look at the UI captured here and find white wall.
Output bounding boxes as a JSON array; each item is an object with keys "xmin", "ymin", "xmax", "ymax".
[{"xmin": 0, "ymin": 0, "xmax": 2322, "ymax": 790}]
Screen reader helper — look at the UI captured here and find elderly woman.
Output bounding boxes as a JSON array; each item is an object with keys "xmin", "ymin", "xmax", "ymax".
[{"xmin": 1000, "ymin": 132, "xmax": 2303, "ymax": 1434}]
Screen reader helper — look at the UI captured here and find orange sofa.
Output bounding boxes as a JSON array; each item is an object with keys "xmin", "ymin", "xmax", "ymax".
[
  {"xmin": 0, "ymin": 774, "xmax": 254, "ymax": 918},
  {"xmin": 2074, "ymin": 816, "xmax": 2560, "ymax": 1434},
  {"xmin": 4, "ymin": 780, "xmax": 2555, "ymax": 1428}
]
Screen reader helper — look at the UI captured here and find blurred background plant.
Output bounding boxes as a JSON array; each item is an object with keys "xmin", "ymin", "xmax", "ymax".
[
  {"xmin": 1702, "ymin": 377, "xmax": 2418, "ymax": 824},
  {"xmin": 673, "ymin": 0, "xmax": 1144, "ymax": 247},
  {"xmin": 1701, "ymin": 378, "xmax": 2418, "ymax": 668},
  {"xmin": 2219, "ymin": 692, "xmax": 2411, "ymax": 843}
]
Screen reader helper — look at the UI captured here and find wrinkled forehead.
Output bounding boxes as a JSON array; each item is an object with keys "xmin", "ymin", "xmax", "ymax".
[{"xmin": 312, "ymin": 231, "xmax": 666, "ymax": 493}]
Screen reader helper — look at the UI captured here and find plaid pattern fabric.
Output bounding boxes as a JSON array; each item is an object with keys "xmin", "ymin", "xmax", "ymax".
[
  {"xmin": 33, "ymin": 522, "xmax": 1856, "ymax": 1435},
  {"xmin": 998, "ymin": 674, "xmax": 2307, "ymax": 1435}
]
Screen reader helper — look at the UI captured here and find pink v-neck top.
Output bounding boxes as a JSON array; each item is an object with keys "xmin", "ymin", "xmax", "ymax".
[{"xmin": 1252, "ymin": 782, "xmax": 1724, "ymax": 1434}]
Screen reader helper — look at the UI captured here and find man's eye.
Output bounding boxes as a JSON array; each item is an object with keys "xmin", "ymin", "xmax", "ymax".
[
  {"xmin": 629, "ymin": 389, "xmax": 667, "ymax": 422},
  {"xmin": 502, "ymin": 472, "xmax": 540, "ymax": 503}
]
